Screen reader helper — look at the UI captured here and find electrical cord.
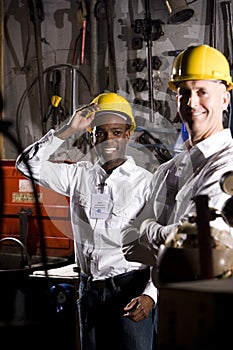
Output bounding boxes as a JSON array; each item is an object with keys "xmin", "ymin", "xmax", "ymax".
[{"xmin": 16, "ymin": 63, "xmax": 91, "ymax": 147}]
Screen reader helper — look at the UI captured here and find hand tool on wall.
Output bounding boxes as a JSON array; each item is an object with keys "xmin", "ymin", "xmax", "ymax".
[
  {"xmin": 131, "ymin": 0, "xmax": 164, "ymax": 123},
  {"xmin": 80, "ymin": 0, "xmax": 87, "ymax": 65},
  {"xmin": 127, "ymin": 55, "xmax": 162, "ymax": 73},
  {"xmin": 16, "ymin": 63, "xmax": 90, "ymax": 147},
  {"xmin": 44, "ymin": 94, "xmax": 64, "ymax": 129},
  {"xmin": 104, "ymin": 0, "xmax": 119, "ymax": 92},
  {"xmin": 28, "ymin": 0, "xmax": 46, "ymax": 134},
  {"xmin": 44, "ymin": 69, "xmax": 64, "ymax": 128},
  {"xmin": 144, "ymin": 0, "xmax": 154, "ymax": 122},
  {"xmin": 71, "ymin": 2, "xmax": 83, "ymax": 65},
  {"xmin": 90, "ymin": 0, "xmax": 99, "ymax": 96},
  {"xmin": 127, "ymin": 0, "xmax": 143, "ymax": 51},
  {"xmin": 209, "ymin": 0, "xmax": 217, "ymax": 48},
  {"xmin": 132, "ymin": 77, "xmax": 148, "ymax": 92},
  {"xmin": 127, "ymin": 58, "xmax": 147, "ymax": 73}
]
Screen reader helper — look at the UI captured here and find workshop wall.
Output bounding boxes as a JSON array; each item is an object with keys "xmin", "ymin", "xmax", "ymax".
[{"xmin": 2, "ymin": 0, "xmax": 232, "ymax": 171}]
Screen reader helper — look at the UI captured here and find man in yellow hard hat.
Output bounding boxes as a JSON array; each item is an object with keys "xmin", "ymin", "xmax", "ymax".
[
  {"xmin": 122, "ymin": 44, "xmax": 233, "ymax": 258},
  {"xmin": 15, "ymin": 92, "xmax": 157, "ymax": 350},
  {"xmin": 121, "ymin": 43, "xmax": 233, "ymax": 343},
  {"xmin": 122, "ymin": 44, "xmax": 233, "ymax": 277}
]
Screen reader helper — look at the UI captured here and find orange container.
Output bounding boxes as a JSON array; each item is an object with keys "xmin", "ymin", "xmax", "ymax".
[{"xmin": 0, "ymin": 160, "xmax": 74, "ymax": 257}]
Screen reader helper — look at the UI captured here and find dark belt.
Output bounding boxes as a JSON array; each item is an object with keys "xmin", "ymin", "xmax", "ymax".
[{"xmin": 80, "ymin": 268, "xmax": 150, "ymax": 290}]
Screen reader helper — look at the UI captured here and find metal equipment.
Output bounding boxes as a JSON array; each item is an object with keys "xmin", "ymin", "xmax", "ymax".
[
  {"xmin": 154, "ymin": 171, "xmax": 233, "ymax": 285},
  {"xmin": 164, "ymin": 0, "xmax": 195, "ymax": 24}
]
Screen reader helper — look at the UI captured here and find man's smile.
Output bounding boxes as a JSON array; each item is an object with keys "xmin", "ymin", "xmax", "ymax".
[{"xmin": 103, "ymin": 146, "xmax": 117, "ymax": 154}]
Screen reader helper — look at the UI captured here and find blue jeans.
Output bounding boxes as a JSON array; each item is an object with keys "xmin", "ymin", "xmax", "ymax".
[{"xmin": 77, "ymin": 271, "xmax": 156, "ymax": 350}]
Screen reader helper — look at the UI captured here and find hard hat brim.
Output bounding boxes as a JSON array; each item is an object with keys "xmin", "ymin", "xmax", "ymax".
[{"xmin": 94, "ymin": 110, "xmax": 129, "ymax": 122}]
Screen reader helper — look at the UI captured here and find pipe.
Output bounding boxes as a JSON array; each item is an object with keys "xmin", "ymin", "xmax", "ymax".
[{"xmin": 144, "ymin": 0, "xmax": 154, "ymax": 122}]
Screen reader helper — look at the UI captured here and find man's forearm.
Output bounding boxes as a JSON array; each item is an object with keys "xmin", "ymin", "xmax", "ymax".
[{"xmin": 54, "ymin": 124, "xmax": 76, "ymax": 140}]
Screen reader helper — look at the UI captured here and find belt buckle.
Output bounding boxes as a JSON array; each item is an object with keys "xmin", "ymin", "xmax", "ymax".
[
  {"xmin": 92, "ymin": 277, "xmax": 118, "ymax": 291},
  {"xmin": 92, "ymin": 279, "xmax": 107, "ymax": 289}
]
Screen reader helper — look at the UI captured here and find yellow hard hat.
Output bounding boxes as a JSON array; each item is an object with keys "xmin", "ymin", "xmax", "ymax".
[
  {"xmin": 168, "ymin": 45, "xmax": 233, "ymax": 91},
  {"xmin": 87, "ymin": 92, "xmax": 136, "ymax": 133}
]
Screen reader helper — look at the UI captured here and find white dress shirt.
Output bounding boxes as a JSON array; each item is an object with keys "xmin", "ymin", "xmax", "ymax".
[
  {"xmin": 122, "ymin": 129, "xmax": 233, "ymax": 257},
  {"xmin": 16, "ymin": 129, "xmax": 157, "ymax": 302}
]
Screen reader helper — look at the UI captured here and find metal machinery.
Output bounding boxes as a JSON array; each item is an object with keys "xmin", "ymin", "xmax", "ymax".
[{"xmin": 156, "ymin": 173, "xmax": 233, "ymax": 350}]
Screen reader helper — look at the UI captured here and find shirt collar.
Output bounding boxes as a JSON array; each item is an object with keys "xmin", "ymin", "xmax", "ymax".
[
  {"xmin": 92, "ymin": 156, "xmax": 135, "ymax": 176},
  {"xmin": 117, "ymin": 156, "xmax": 135, "ymax": 176},
  {"xmin": 191, "ymin": 129, "xmax": 233, "ymax": 158}
]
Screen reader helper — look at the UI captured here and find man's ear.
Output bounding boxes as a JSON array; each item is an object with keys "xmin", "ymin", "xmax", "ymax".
[
  {"xmin": 223, "ymin": 90, "xmax": 231, "ymax": 111},
  {"xmin": 125, "ymin": 129, "xmax": 131, "ymax": 141}
]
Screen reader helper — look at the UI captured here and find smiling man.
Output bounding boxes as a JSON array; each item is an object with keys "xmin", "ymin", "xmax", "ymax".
[
  {"xmin": 122, "ymin": 44, "xmax": 233, "ymax": 269},
  {"xmin": 15, "ymin": 92, "xmax": 157, "ymax": 350},
  {"xmin": 177, "ymin": 79, "xmax": 230, "ymax": 144},
  {"xmin": 91, "ymin": 112, "xmax": 131, "ymax": 173},
  {"xmin": 121, "ymin": 45, "xmax": 233, "ymax": 341}
]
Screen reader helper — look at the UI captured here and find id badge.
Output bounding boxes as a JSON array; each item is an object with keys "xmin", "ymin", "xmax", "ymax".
[{"xmin": 91, "ymin": 193, "xmax": 111, "ymax": 219}]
